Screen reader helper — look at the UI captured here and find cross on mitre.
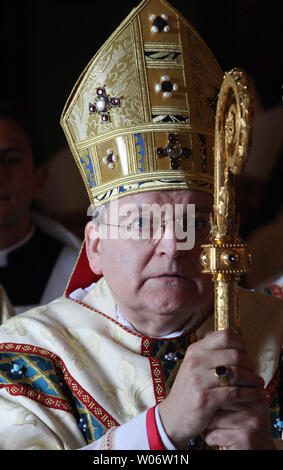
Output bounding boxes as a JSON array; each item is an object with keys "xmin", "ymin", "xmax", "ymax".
[{"xmin": 156, "ymin": 134, "xmax": 192, "ymax": 169}]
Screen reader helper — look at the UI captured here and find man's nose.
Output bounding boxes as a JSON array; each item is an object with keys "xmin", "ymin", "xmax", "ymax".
[{"xmin": 154, "ymin": 220, "xmax": 184, "ymax": 257}]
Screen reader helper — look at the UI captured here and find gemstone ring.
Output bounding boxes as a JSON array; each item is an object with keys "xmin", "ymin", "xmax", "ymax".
[{"xmin": 214, "ymin": 365, "xmax": 229, "ymax": 387}]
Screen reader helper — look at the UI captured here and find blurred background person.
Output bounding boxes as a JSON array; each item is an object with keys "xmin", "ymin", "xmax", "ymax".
[{"xmin": 0, "ymin": 105, "xmax": 81, "ymax": 315}]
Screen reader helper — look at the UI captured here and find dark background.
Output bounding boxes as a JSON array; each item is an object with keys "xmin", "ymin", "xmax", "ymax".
[{"xmin": 1, "ymin": 0, "xmax": 282, "ymax": 163}]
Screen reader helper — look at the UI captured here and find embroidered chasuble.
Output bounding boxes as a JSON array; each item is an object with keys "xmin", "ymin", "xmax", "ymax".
[{"xmin": 0, "ymin": 277, "xmax": 282, "ymax": 449}]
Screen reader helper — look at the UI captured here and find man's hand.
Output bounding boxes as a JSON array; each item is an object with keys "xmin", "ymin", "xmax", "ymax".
[
  {"xmin": 158, "ymin": 329, "xmax": 275, "ymax": 449},
  {"xmin": 205, "ymin": 400, "xmax": 275, "ymax": 449}
]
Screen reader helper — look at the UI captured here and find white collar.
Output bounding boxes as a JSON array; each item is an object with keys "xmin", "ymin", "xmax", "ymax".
[
  {"xmin": 70, "ymin": 282, "xmax": 186, "ymax": 339},
  {"xmin": 116, "ymin": 305, "xmax": 185, "ymax": 338},
  {"xmin": 0, "ymin": 226, "xmax": 35, "ymax": 268}
]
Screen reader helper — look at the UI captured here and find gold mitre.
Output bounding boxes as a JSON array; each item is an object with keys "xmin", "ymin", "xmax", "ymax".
[{"xmin": 61, "ymin": 0, "xmax": 222, "ymax": 207}]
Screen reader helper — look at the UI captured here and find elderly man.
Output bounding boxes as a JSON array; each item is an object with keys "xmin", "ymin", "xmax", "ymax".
[{"xmin": 0, "ymin": 0, "xmax": 282, "ymax": 450}]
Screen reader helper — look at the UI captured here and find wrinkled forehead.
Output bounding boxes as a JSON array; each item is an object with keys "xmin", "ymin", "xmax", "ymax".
[
  {"xmin": 123, "ymin": 189, "xmax": 213, "ymax": 206},
  {"xmin": 100, "ymin": 189, "xmax": 213, "ymax": 216}
]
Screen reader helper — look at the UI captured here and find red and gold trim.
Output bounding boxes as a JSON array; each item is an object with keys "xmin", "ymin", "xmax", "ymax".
[
  {"xmin": 148, "ymin": 357, "xmax": 167, "ymax": 404},
  {"xmin": 141, "ymin": 336, "xmax": 153, "ymax": 356},
  {"xmin": 265, "ymin": 368, "xmax": 279, "ymax": 404},
  {"xmin": 0, "ymin": 343, "xmax": 119, "ymax": 430},
  {"xmin": 4, "ymin": 383, "xmax": 72, "ymax": 412},
  {"xmin": 266, "ymin": 285, "xmax": 283, "ymax": 300}
]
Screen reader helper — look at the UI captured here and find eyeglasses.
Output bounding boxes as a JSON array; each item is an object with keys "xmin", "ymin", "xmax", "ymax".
[{"xmin": 99, "ymin": 213, "xmax": 211, "ymax": 245}]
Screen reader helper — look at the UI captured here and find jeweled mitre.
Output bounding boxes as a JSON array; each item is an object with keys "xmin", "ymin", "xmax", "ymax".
[{"xmin": 61, "ymin": 0, "xmax": 222, "ymax": 207}]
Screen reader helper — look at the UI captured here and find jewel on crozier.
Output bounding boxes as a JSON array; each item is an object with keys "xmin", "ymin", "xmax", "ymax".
[
  {"xmin": 103, "ymin": 149, "xmax": 117, "ymax": 169},
  {"xmin": 89, "ymin": 86, "xmax": 120, "ymax": 122},
  {"xmin": 149, "ymin": 14, "xmax": 170, "ymax": 33},
  {"xmin": 221, "ymin": 250, "xmax": 240, "ymax": 267},
  {"xmin": 155, "ymin": 75, "xmax": 178, "ymax": 98}
]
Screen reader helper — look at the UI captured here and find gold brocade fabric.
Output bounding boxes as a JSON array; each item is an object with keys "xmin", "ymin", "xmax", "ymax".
[
  {"xmin": 0, "ymin": 278, "xmax": 282, "ymax": 449},
  {"xmin": 61, "ymin": 0, "xmax": 222, "ymax": 207}
]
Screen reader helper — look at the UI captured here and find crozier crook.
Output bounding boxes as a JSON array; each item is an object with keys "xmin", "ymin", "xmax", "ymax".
[{"xmin": 200, "ymin": 68, "xmax": 254, "ymax": 332}]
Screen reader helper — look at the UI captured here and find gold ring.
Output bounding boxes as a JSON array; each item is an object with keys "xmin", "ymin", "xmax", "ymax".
[{"xmin": 214, "ymin": 365, "xmax": 229, "ymax": 387}]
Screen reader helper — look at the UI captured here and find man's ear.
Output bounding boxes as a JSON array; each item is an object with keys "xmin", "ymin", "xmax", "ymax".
[{"xmin": 85, "ymin": 220, "xmax": 103, "ymax": 275}]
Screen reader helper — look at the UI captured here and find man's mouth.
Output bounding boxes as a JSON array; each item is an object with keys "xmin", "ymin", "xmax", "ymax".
[{"xmin": 155, "ymin": 273, "xmax": 187, "ymax": 279}]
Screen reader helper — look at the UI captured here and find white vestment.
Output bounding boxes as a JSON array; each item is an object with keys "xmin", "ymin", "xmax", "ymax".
[{"xmin": 0, "ymin": 277, "xmax": 282, "ymax": 450}]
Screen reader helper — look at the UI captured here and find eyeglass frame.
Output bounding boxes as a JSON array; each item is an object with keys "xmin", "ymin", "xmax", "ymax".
[{"xmin": 93, "ymin": 202, "xmax": 212, "ymax": 250}]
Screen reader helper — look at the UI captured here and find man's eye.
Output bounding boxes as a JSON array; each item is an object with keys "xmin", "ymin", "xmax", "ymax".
[
  {"xmin": 130, "ymin": 218, "xmax": 151, "ymax": 229},
  {"xmin": 0, "ymin": 156, "xmax": 22, "ymax": 167}
]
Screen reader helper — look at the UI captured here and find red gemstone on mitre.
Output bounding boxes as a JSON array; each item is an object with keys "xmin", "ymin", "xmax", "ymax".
[
  {"xmin": 97, "ymin": 87, "xmax": 105, "ymax": 96},
  {"xmin": 171, "ymin": 158, "xmax": 181, "ymax": 169},
  {"xmin": 111, "ymin": 97, "xmax": 120, "ymax": 106},
  {"xmin": 168, "ymin": 134, "xmax": 178, "ymax": 143},
  {"xmin": 157, "ymin": 147, "xmax": 167, "ymax": 157}
]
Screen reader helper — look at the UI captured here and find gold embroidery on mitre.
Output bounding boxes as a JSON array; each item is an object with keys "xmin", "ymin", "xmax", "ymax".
[{"xmin": 61, "ymin": 0, "xmax": 222, "ymax": 207}]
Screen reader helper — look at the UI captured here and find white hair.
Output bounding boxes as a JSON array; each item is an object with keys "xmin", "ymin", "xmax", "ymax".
[{"xmin": 88, "ymin": 203, "xmax": 109, "ymax": 224}]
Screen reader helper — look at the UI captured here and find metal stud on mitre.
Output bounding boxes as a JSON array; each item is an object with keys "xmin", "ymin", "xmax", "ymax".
[
  {"xmin": 155, "ymin": 75, "xmax": 178, "ymax": 98},
  {"xmin": 149, "ymin": 14, "xmax": 170, "ymax": 33},
  {"xmin": 89, "ymin": 86, "xmax": 121, "ymax": 122},
  {"xmin": 102, "ymin": 149, "xmax": 118, "ymax": 169},
  {"xmin": 157, "ymin": 134, "xmax": 192, "ymax": 170}
]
